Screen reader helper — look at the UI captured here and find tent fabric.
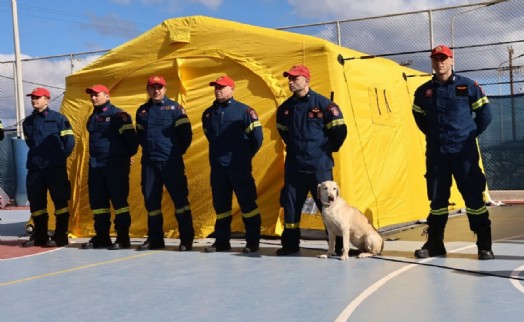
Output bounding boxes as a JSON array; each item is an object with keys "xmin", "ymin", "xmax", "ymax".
[{"xmin": 59, "ymin": 16, "xmax": 466, "ymax": 238}]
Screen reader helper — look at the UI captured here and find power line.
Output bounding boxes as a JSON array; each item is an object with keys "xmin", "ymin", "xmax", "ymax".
[{"xmin": 0, "ymin": 3, "xmax": 152, "ymax": 35}]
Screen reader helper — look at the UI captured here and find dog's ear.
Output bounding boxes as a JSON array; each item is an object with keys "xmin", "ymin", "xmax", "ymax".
[{"xmin": 317, "ymin": 184, "xmax": 322, "ymax": 200}]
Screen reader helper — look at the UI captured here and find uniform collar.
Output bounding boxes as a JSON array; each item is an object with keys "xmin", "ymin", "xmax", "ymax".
[
  {"xmin": 432, "ymin": 72, "xmax": 456, "ymax": 85},
  {"xmin": 34, "ymin": 107, "xmax": 50, "ymax": 117},
  {"xmin": 214, "ymin": 97, "xmax": 234, "ymax": 107},
  {"xmin": 94, "ymin": 101, "xmax": 111, "ymax": 112},
  {"xmin": 292, "ymin": 90, "xmax": 311, "ymax": 102},
  {"xmin": 149, "ymin": 98, "xmax": 166, "ymax": 105}
]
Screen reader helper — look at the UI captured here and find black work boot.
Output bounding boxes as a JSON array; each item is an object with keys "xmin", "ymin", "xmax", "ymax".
[
  {"xmin": 204, "ymin": 241, "xmax": 232, "ymax": 253},
  {"xmin": 334, "ymin": 236, "xmax": 344, "ymax": 256},
  {"xmin": 136, "ymin": 239, "xmax": 165, "ymax": 251},
  {"xmin": 414, "ymin": 224, "xmax": 447, "ymax": 258},
  {"xmin": 137, "ymin": 215, "xmax": 165, "ymax": 251},
  {"xmin": 205, "ymin": 216, "xmax": 232, "ymax": 253},
  {"xmin": 46, "ymin": 214, "xmax": 69, "ymax": 247},
  {"xmin": 276, "ymin": 227, "xmax": 300, "ymax": 256},
  {"xmin": 82, "ymin": 234, "xmax": 112, "ymax": 249},
  {"xmin": 468, "ymin": 213, "xmax": 495, "ymax": 260},
  {"xmin": 22, "ymin": 214, "xmax": 49, "ymax": 247},
  {"xmin": 175, "ymin": 210, "xmax": 195, "ymax": 251},
  {"xmin": 109, "ymin": 228, "xmax": 131, "ymax": 250},
  {"xmin": 475, "ymin": 226, "xmax": 495, "ymax": 260},
  {"xmin": 243, "ymin": 214, "xmax": 261, "ymax": 253}
]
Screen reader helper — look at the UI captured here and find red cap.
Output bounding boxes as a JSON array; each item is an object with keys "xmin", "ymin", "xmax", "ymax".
[
  {"xmin": 209, "ymin": 75, "xmax": 235, "ymax": 88},
  {"xmin": 283, "ymin": 65, "xmax": 310, "ymax": 79},
  {"xmin": 430, "ymin": 45, "xmax": 453, "ymax": 58},
  {"xmin": 26, "ymin": 87, "xmax": 50, "ymax": 98},
  {"xmin": 85, "ymin": 84, "xmax": 109, "ymax": 95},
  {"xmin": 147, "ymin": 75, "xmax": 166, "ymax": 86}
]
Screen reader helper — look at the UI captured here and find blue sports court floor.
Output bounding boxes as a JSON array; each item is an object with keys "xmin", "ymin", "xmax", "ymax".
[{"xmin": 1, "ymin": 204, "xmax": 523, "ymax": 322}]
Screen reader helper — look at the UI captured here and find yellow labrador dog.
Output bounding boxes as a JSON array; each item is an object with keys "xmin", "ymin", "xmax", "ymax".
[{"xmin": 317, "ymin": 180, "xmax": 383, "ymax": 260}]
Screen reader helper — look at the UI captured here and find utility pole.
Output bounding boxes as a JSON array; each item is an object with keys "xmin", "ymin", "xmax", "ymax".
[
  {"xmin": 509, "ymin": 46, "xmax": 516, "ymax": 140},
  {"xmin": 11, "ymin": 0, "xmax": 29, "ymax": 206},
  {"xmin": 11, "ymin": 0, "xmax": 25, "ymax": 138}
]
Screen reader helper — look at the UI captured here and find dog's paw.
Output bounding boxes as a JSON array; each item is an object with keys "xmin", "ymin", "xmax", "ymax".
[
  {"xmin": 339, "ymin": 255, "xmax": 349, "ymax": 260},
  {"xmin": 318, "ymin": 254, "xmax": 330, "ymax": 259},
  {"xmin": 357, "ymin": 252, "xmax": 373, "ymax": 259}
]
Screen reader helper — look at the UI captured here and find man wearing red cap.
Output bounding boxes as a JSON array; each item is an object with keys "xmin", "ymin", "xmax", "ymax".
[
  {"xmin": 412, "ymin": 45, "xmax": 494, "ymax": 260},
  {"xmin": 276, "ymin": 65, "xmax": 347, "ymax": 256},
  {"xmin": 135, "ymin": 75, "xmax": 195, "ymax": 251},
  {"xmin": 22, "ymin": 87, "xmax": 75, "ymax": 247},
  {"xmin": 81, "ymin": 85, "xmax": 139, "ymax": 250},
  {"xmin": 202, "ymin": 75, "xmax": 263, "ymax": 253}
]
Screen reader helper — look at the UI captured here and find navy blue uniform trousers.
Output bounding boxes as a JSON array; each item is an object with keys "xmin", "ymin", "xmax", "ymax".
[
  {"xmin": 141, "ymin": 158, "xmax": 194, "ymax": 244},
  {"xmin": 27, "ymin": 167, "xmax": 71, "ymax": 216},
  {"xmin": 210, "ymin": 163, "xmax": 261, "ymax": 245},
  {"xmin": 280, "ymin": 169, "xmax": 332, "ymax": 248},
  {"xmin": 88, "ymin": 159, "xmax": 131, "ymax": 235},
  {"xmin": 426, "ymin": 146, "xmax": 490, "ymax": 230}
]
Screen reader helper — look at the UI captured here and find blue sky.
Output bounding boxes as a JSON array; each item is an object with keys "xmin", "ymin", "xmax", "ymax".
[{"xmin": 0, "ymin": 0, "xmax": 475, "ymax": 58}]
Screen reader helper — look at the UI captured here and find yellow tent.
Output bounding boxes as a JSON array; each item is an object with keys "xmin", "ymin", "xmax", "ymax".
[{"xmin": 60, "ymin": 16, "xmax": 465, "ymax": 238}]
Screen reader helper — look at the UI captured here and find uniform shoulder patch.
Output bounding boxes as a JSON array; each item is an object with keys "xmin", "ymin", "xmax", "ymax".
[
  {"xmin": 248, "ymin": 108, "xmax": 259, "ymax": 120},
  {"xmin": 116, "ymin": 112, "xmax": 129, "ymax": 122},
  {"xmin": 327, "ymin": 103, "xmax": 340, "ymax": 117},
  {"xmin": 474, "ymin": 81, "xmax": 486, "ymax": 94}
]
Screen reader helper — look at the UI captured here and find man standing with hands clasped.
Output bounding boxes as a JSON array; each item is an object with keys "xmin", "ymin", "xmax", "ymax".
[
  {"xmin": 135, "ymin": 76, "xmax": 195, "ymax": 251},
  {"xmin": 22, "ymin": 87, "xmax": 75, "ymax": 247},
  {"xmin": 82, "ymin": 84, "xmax": 139, "ymax": 250},
  {"xmin": 276, "ymin": 65, "xmax": 347, "ymax": 256},
  {"xmin": 412, "ymin": 45, "xmax": 494, "ymax": 260},
  {"xmin": 202, "ymin": 76, "xmax": 263, "ymax": 253}
]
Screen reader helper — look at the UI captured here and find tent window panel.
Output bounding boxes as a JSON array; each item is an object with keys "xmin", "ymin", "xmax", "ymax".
[{"xmin": 367, "ymin": 87, "xmax": 399, "ymax": 127}]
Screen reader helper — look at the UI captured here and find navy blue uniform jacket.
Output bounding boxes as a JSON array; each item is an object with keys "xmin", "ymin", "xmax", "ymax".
[
  {"xmin": 412, "ymin": 73, "xmax": 492, "ymax": 154},
  {"xmin": 135, "ymin": 97, "xmax": 192, "ymax": 162},
  {"xmin": 276, "ymin": 89, "xmax": 347, "ymax": 172},
  {"xmin": 202, "ymin": 98, "xmax": 263, "ymax": 167},
  {"xmin": 22, "ymin": 107, "xmax": 75, "ymax": 169},
  {"xmin": 87, "ymin": 101, "xmax": 139, "ymax": 167}
]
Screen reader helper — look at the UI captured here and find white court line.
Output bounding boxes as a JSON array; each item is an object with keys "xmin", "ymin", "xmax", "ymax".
[
  {"xmin": 0, "ymin": 245, "xmax": 63, "ymax": 261},
  {"xmin": 335, "ymin": 234, "xmax": 524, "ymax": 322},
  {"xmin": 510, "ymin": 265, "xmax": 524, "ymax": 293}
]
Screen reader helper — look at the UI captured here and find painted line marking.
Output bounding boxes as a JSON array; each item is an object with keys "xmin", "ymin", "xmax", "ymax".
[
  {"xmin": 335, "ymin": 234, "xmax": 524, "ymax": 321},
  {"xmin": 510, "ymin": 265, "xmax": 524, "ymax": 293},
  {"xmin": 0, "ymin": 245, "xmax": 63, "ymax": 261},
  {"xmin": 0, "ymin": 251, "xmax": 158, "ymax": 287}
]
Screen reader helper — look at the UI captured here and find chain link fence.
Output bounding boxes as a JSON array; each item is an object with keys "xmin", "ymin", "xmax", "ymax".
[
  {"xmin": 280, "ymin": 0, "xmax": 524, "ymax": 191},
  {"xmin": 1, "ymin": 0, "xmax": 523, "ymax": 203},
  {"xmin": 0, "ymin": 51, "xmax": 104, "ymax": 201}
]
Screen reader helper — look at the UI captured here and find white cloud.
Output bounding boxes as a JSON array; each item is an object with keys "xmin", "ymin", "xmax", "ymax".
[
  {"xmin": 114, "ymin": 0, "xmax": 224, "ymax": 11},
  {"xmin": 0, "ymin": 53, "xmax": 102, "ymax": 127},
  {"xmin": 287, "ymin": 0, "xmax": 473, "ymax": 21},
  {"xmin": 192, "ymin": 0, "xmax": 224, "ymax": 10}
]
